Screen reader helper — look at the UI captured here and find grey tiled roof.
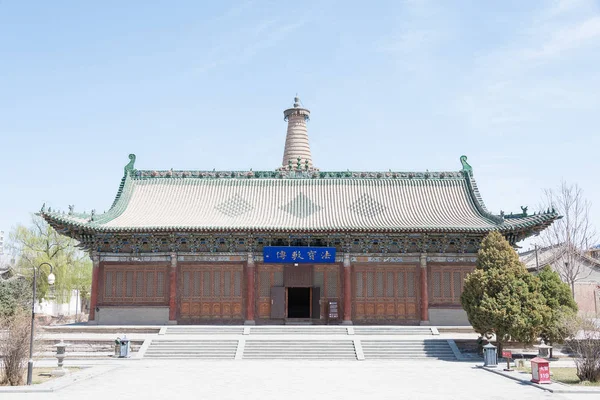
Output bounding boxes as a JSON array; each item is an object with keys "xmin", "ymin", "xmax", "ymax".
[{"xmin": 40, "ymin": 166, "xmax": 559, "ymax": 234}]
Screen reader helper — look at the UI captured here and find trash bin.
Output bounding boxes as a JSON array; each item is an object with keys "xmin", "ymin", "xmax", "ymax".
[
  {"xmin": 483, "ymin": 343, "xmax": 497, "ymax": 367},
  {"xmin": 119, "ymin": 337, "xmax": 130, "ymax": 358}
]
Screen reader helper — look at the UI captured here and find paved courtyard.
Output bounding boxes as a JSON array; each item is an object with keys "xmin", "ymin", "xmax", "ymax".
[{"xmin": 1, "ymin": 359, "xmax": 593, "ymax": 400}]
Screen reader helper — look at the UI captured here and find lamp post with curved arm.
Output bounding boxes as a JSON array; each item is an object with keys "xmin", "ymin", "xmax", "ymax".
[{"xmin": 27, "ymin": 262, "xmax": 55, "ymax": 385}]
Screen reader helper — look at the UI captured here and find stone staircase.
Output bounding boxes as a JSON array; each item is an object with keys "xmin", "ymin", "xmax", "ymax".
[
  {"xmin": 361, "ymin": 339, "xmax": 455, "ymax": 360},
  {"xmin": 164, "ymin": 326, "xmax": 244, "ymax": 335},
  {"xmin": 249, "ymin": 326, "xmax": 349, "ymax": 335},
  {"xmin": 143, "ymin": 340, "xmax": 238, "ymax": 359},
  {"xmin": 353, "ymin": 326, "xmax": 433, "ymax": 335},
  {"xmin": 243, "ymin": 340, "xmax": 357, "ymax": 360}
]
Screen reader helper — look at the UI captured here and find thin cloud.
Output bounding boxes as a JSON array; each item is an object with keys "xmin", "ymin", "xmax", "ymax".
[{"xmin": 525, "ymin": 16, "xmax": 600, "ymax": 60}]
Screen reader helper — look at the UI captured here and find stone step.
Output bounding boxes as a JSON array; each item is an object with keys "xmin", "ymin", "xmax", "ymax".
[
  {"xmin": 144, "ymin": 339, "xmax": 238, "ymax": 359},
  {"xmin": 242, "ymin": 340, "xmax": 356, "ymax": 360},
  {"xmin": 249, "ymin": 327, "xmax": 348, "ymax": 335},
  {"xmin": 361, "ymin": 339, "xmax": 455, "ymax": 360},
  {"xmin": 353, "ymin": 327, "xmax": 433, "ymax": 335},
  {"xmin": 165, "ymin": 327, "xmax": 244, "ymax": 335}
]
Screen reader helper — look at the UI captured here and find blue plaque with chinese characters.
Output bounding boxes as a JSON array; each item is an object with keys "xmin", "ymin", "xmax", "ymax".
[{"xmin": 263, "ymin": 247, "xmax": 337, "ymax": 263}]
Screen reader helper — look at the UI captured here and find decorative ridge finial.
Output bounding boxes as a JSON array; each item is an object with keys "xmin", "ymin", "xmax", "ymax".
[
  {"xmin": 460, "ymin": 155, "xmax": 472, "ymax": 174},
  {"xmin": 124, "ymin": 154, "xmax": 136, "ymax": 175},
  {"xmin": 294, "ymin": 95, "xmax": 300, "ymax": 108}
]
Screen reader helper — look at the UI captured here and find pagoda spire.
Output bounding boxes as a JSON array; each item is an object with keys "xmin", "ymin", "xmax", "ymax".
[{"xmin": 280, "ymin": 95, "xmax": 315, "ymax": 171}]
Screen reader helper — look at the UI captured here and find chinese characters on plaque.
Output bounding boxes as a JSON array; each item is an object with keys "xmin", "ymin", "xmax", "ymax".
[{"xmin": 263, "ymin": 246, "xmax": 337, "ymax": 263}]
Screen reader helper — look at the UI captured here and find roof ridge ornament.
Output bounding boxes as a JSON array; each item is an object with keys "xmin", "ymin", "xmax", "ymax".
[
  {"xmin": 124, "ymin": 154, "xmax": 136, "ymax": 175},
  {"xmin": 460, "ymin": 155, "xmax": 472, "ymax": 175}
]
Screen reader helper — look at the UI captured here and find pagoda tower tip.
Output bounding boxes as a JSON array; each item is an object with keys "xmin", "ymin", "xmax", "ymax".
[{"xmin": 280, "ymin": 95, "xmax": 315, "ymax": 171}]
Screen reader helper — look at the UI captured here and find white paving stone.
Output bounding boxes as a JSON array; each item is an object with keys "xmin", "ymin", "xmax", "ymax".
[{"xmin": 0, "ymin": 359, "xmax": 590, "ymax": 400}]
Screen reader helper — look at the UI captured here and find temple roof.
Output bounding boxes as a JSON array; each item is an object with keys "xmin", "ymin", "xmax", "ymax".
[{"xmin": 39, "ymin": 155, "xmax": 559, "ymax": 235}]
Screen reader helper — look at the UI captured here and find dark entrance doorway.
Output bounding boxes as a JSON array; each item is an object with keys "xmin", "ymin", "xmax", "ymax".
[{"xmin": 287, "ymin": 287, "xmax": 311, "ymax": 318}]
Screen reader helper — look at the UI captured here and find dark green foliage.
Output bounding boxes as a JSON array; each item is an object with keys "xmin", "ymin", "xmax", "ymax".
[
  {"xmin": 461, "ymin": 232, "xmax": 551, "ymax": 345},
  {"xmin": 537, "ymin": 265, "xmax": 578, "ymax": 345},
  {"xmin": 0, "ymin": 278, "xmax": 32, "ymax": 319}
]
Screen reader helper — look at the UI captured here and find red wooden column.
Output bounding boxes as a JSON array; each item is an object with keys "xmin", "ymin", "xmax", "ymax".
[
  {"xmin": 420, "ymin": 253, "xmax": 429, "ymax": 323},
  {"xmin": 245, "ymin": 253, "xmax": 255, "ymax": 325},
  {"xmin": 169, "ymin": 252, "xmax": 177, "ymax": 323},
  {"xmin": 88, "ymin": 253, "xmax": 100, "ymax": 322},
  {"xmin": 342, "ymin": 253, "xmax": 353, "ymax": 324}
]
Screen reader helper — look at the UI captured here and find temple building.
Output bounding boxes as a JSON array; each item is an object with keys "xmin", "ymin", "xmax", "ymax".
[{"xmin": 40, "ymin": 97, "xmax": 559, "ymax": 325}]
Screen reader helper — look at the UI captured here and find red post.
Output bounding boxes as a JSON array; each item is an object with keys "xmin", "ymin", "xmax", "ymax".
[
  {"xmin": 420, "ymin": 254, "xmax": 429, "ymax": 322},
  {"xmin": 169, "ymin": 253, "xmax": 177, "ymax": 321},
  {"xmin": 245, "ymin": 253, "xmax": 255, "ymax": 323},
  {"xmin": 343, "ymin": 253, "xmax": 352, "ymax": 323},
  {"xmin": 89, "ymin": 254, "xmax": 100, "ymax": 321}
]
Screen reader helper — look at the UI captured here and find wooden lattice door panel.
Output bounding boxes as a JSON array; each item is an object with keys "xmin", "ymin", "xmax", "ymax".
[
  {"xmin": 179, "ymin": 264, "xmax": 243, "ymax": 320},
  {"xmin": 257, "ymin": 265, "xmax": 283, "ymax": 318},
  {"xmin": 101, "ymin": 265, "xmax": 168, "ymax": 305},
  {"xmin": 313, "ymin": 265, "xmax": 341, "ymax": 320},
  {"xmin": 353, "ymin": 265, "xmax": 419, "ymax": 320},
  {"xmin": 284, "ymin": 265, "xmax": 312, "ymax": 287},
  {"xmin": 429, "ymin": 265, "xmax": 474, "ymax": 306}
]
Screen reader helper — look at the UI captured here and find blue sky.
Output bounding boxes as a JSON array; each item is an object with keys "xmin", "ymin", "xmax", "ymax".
[{"xmin": 1, "ymin": 0, "xmax": 599, "ymax": 250}]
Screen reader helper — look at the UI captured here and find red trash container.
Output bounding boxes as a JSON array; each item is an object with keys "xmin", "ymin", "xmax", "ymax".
[{"xmin": 530, "ymin": 357, "xmax": 551, "ymax": 384}]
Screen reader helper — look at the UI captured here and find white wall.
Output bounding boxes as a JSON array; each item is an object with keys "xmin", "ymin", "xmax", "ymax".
[{"xmin": 35, "ymin": 290, "xmax": 82, "ymax": 316}]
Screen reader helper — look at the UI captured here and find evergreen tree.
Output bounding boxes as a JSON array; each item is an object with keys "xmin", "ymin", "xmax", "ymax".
[
  {"xmin": 461, "ymin": 232, "xmax": 551, "ymax": 349},
  {"xmin": 537, "ymin": 265, "xmax": 578, "ymax": 346}
]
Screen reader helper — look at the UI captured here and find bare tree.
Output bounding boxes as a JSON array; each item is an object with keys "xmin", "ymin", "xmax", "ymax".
[{"xmin": 537, "ymin": 181, "xmax": 597, "ymax": 296}]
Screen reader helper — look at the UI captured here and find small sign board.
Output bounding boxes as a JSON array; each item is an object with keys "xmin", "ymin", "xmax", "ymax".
[
  {"xmin": 502, "ymin": 350, "xmax": 512, "ymax": 359},
  {"xmin": 328, "ymin": 301, "xmax": 339, "ymax": 320},
  {"xmin": 263, "ymin": 246, "xmax": 336, "ymax": 264}
]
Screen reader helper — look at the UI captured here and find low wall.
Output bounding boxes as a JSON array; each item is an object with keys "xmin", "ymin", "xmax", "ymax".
[
  {"xmin": 428, "ymin": 308, "xmax": 470, "ymax": 326},
  {"xmin": 94, "ymin": 306, "xmax": 169, "ymax": 325}
]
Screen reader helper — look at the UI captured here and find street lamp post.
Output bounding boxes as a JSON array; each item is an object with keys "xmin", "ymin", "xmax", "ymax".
[{"xmin": 27, "ymin": 262, "xmax": 55, "ymax": 385}]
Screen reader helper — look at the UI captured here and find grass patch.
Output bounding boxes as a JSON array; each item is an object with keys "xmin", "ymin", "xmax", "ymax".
[
  {"xmin": 516, "ymin": 366, "xmax": 600, "ymax": 386},
  {"xmin": 1, "ymin": 367, "xmax": 81, "ymax": 386}
]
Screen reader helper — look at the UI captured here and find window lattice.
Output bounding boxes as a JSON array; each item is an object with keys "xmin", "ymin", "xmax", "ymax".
[
  {"xmin": 432, "ymin": 271, "xmax": 441, "ymax": 299},
  {"xmin": 366, "ymin": 272, "xmax": 374, "ymax": 298},
  {"xmin": 453, "ymin": 272, "xmax": 462, "ymax": 302},
  {"xmin": 407, "ymin": 271, "xmax": 415, "ymax": 297},
  {"xmin": 115, "ymin": 271, "xmax": 123, "ymax": 297},
  {"xmin": 194, "ymin": 271, "xmax": 201, "ymax": 296},
  {"xmin": 259, "ymin": 271, "xmax": 270, "ymax": 297},
  {"xmin": 203, "ymin": 271, "xmax": 211, "ymax": 296},
  {"xmin": 386, "ymin": 272, "xmax": 394, "ymax": 297},
  {"xmin": 126, "ymin": 271, "xmax": 134, "ymax": 297},
  {"xmin": 224, "ymin": 271, "xmax": 231, "ymax": 297},
  {"xmin": 273, "ymin": 271, "xmax": 283, "ymax": 287},
  {"xmin": 314, "ymin": 271, "xmax": 324, "ymax": 296},
  {"xmin": 136, "ymin": 273, "xmax": 144, "ymax": 297},
  {"xmin": 234, "ymin": 271, "xmax": 241, "ymax": 297},
  {"xmin": 183, "ymin": 271, "xmax": 190, "ymax": 297},
  {"xmin": 397, "ymin": 272, "xmax": 405, "ymax": 297},
  {"xmin": 429, "ymin": 266, "xmax": 474, "ymax": 305},
  {"xmin": 326, "ymin": 270, "xmax": 338, "ymax": 298},
  {"xmin": 443, "ymin": 271, "xmax": 451, "ymax": 298},
  {"xmin": 214, "ymin": 271, "xmax": 221, "ymax": 297},
  {"xmin": 105, "ymin": 272, "xmax": 113, "ymax": 298},
  {"xmin": 376, "ymin": 271, "xmax": 384, "ymax": 297},
  {"xmin": 180, "ymin": 265, "xmax": 242, "ymax": 300},
  {"xmin": 146, "ymin": 272, "xmax": 154, "ymax": 297},
  {"xmin": 156, "ymin": 272, "xmax": 164, "ymax": 297},
  {"xmin": 356, "ymin": 272, "xmax": 363, "ymax": 298},
  {"xmin": 103, "ymin": 265, "xmax": 168, "ymax": 304}
]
